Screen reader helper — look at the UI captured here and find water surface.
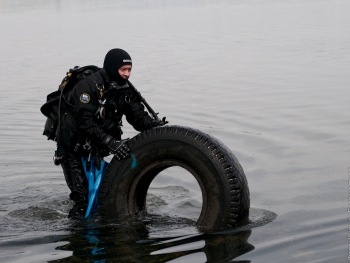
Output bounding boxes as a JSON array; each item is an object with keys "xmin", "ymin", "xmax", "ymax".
[{"xmin": 0, "ymin": 0, "xmax": 349, "ymax": 262}]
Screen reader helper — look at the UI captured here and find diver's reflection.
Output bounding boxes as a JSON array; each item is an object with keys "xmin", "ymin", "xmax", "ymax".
[{"xmin": 53, "ymin": 220, "xmax": 253, "ymax": 262}]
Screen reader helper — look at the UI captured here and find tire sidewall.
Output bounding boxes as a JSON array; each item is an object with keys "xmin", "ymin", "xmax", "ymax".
[{"xmin": 99, "ymin": 126, "xmax": 249, "ymax": 230}]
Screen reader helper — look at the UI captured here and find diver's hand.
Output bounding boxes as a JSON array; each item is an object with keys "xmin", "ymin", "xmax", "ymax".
[
  {"xmin": 157, "ymin": 117, "xmax": 168, "ymax": 126},
  {"xmin": 107, "ymin": 138, "xmax": 131, "ymax": 160}
]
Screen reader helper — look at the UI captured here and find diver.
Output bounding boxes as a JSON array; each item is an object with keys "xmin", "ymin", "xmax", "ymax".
[{"xmin": 55, "ymin": 48, "xmax": 167, "ymax": 219}]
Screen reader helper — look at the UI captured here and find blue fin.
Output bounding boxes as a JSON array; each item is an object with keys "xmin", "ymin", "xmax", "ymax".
[{"xmin": 81, "ymin": 156, "xmax": 109, "ymax": 218}]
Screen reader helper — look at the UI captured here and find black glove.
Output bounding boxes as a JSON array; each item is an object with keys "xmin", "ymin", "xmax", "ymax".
[
  {"xmin": 157, "ymin": 117, "xmax": 169, "ymax": 126},
  {"xmin": 107, "ymin": 138, "xmax": 131, "ymax": 160}
]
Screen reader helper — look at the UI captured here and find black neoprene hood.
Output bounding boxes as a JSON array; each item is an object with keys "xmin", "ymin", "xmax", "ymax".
[{"xmin": 103, "ymin": 48, "xmax": 132, "ymax": 84}]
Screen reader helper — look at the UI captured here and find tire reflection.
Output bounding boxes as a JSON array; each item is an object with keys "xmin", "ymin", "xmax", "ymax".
[{"xmin": 53, "ymin": 220, "xmax": 254, "ymax": 262}]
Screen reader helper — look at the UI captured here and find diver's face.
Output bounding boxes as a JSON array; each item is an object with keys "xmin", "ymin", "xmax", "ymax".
[{"xmin": 118, "ymin": 65, "xmax": 132, "ymax": 80}]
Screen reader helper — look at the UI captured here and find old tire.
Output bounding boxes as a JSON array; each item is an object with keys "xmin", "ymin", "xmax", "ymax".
[{"xmin": 99, "ymin": 125, "xmax": 250, "ymax": 230}]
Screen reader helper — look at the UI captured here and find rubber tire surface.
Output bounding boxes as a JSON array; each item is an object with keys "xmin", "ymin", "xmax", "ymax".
[{"xmin": 99, "ymin": 125, "xmax": 250, "ymax": 230}]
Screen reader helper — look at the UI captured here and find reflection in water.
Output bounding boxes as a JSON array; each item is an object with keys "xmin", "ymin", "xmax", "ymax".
[
  {"xmin": 52, "ymin": 221, "xmax": 254, "ymax": 262},
  {"xmin": 47, "ymin": 208, "xmax": 276, "ymax": 262},
  {"xmin": 0, "ymin": 191, "xmax": 275, "ymax": 262}
]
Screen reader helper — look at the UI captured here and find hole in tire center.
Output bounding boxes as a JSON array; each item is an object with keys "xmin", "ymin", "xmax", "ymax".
[{"xmin": 146, "ymin": 166, "xmax": 202, "ymax": 221}]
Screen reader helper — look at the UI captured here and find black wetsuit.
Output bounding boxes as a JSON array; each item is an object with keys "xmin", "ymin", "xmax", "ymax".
[{"xmin": 60, "ymin": 69, "xmax": 159, "ymax": 218}]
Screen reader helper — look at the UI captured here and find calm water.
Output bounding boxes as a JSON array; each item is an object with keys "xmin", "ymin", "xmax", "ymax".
[{"xmin": 0, "ymin": 0, "xmax": 349, "ymax": 262}]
